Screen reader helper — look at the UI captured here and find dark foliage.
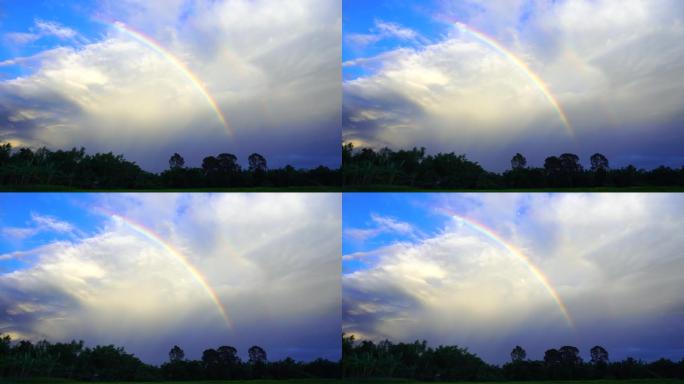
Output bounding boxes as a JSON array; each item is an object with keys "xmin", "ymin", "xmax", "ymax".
[
  {"xmin": 343, "ymin": 144, "xmax": 684, "ymax": 189},
  {"xmin": 342, "ymin": 335, "xmax": 684, "ymax": 381},
  {"xmin": 0, "ymin": 333, "xmax": 339, "ymax": 381},
  {"xmin": 0, "ymin": 142, "xmax": 340, "ymax": 189}
]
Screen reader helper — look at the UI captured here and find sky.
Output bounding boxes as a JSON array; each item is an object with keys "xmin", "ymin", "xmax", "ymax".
[
  {"xmin": 0, "ymin": 193, "xmax": 341, "ymax": 364},
  {"xmin": 0, "ymin": 0, "xmax": 341, "ymax": 171},
  {"xmin": 343, "ymin": 193, "xmax": 684, "ymax": 364},
  {"xmin": 343, "ymin": 0, "xmax": 684, "ymax": 171}
]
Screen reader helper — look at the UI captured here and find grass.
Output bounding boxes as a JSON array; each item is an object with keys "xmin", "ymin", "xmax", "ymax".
[
  {"xmin": 0, "ymin": 380, "xmax": 343, "ymax": 384},
  {"xmin": 343, "ymin": 186, "xmax": 684, "ymax": 192},
  {"xmin": 0, "ymin": 186, "xmax": 342, "ymax": 192},
  {"xmin": 344, "ymin": 381, "xmax": 684, "ymax": 384}
]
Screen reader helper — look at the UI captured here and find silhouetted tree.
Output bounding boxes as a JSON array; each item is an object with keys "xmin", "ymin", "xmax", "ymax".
[
  {"xmin": 591, "ymin": 345, "xmax": 609, "ymax": 364},
  {"xmin": 544, "ymin": 349, "xmax": 561, "ymax": 366},
  {"xmin": 559, "ymin": 346, "xmax": 582, "ymax": 365},
  {"xmin": 248, "ymin": 153, "xmax": 268, "ymax": 172},
  {"xmin": 511, "ymin": 346, "xmax": 526, "ymax": 362},
  {"xmin": 168, "ymin": 153, "xmax": 185, "ymax": 169},
  {"xmin": 217, "ymin": 153, "xmax": 240, "ymax": 173},
  {"xmin": 590, "ymin": 153, "xmax": 609, "ymax": 171},
  {"xmin": 559, "ymin": 153, "xmax": 582, "ymax": 173},
  {"xmin": 168, "ymin": 345, "xmax": 185, "ymax": 362},
  {"xmin": 511, "ymin": 153, "xmax": 527, "ymax": 170},
  {"xmin": 248, "ymin": 346, "xmax": 267, "ymax": 365}
]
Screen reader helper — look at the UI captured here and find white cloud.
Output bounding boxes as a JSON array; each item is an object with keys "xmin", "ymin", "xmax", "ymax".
[
  {"xmin": 35, "ymin": 19, "xmax": 77, "ymax": 39},
  {"xmin": 1, "ymin": 213, "xmax": 77, "ymax": 240},
  {"xmin": 344, "ymin": 213, "xmax": 419, "ymax": 241},
  {"xmin": 4, "ymin": 32, "xmax": 40, "ymax": 45},
  {"xmin": 347, "ymin": 19, "xmax": 420, "ymax": 48}
]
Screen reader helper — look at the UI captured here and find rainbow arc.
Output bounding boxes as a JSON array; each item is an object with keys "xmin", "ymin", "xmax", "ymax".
[
  {"xmin": 440, "ymin": 209, "xmax": 574, "ymax": 328},
  {"xmin": 94, "ymin": 208, "xmax": 232, "ymax": 329},
  {"xmin": 453, "ymin": 22, "xmax": 574, "ymax": 137}
]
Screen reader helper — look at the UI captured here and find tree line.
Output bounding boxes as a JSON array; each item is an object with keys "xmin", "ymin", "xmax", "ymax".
[
  {"xmin": 0, "ymin": 142, "xmax": 339, "ymax": 189},
  {"xmin": 342, "ymin": 335, "xmax": 684, "ymax": 381},
  {"xmin": 0, "ymin": 333, "xmax": 339, "ymax": 381},
  {"xmin": 343, "ymin": 144, "xmax": 684, "ymax": 189}
]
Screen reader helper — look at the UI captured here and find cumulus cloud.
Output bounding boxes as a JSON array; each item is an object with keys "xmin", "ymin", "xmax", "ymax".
[
  {"xmin": 344, "ymin": 0, "xmax": 684, "ymax": 170},
  {"xmin": 0, "ymin": 193, "xmax": 341, "ymax": 363},
  {"xmin": 343, "ymin": 194, "xmax": 684, "ymax": 363},
  {"xmin": 0, "ymin": 0, "xmax": 341, "ymax": 170}
]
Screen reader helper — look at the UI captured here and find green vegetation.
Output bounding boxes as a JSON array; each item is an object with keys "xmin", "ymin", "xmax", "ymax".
[
  {"xmin": 343, "ymin": 336, "xmax": 684, "ymax": 381},
  {"xmin": 0, "ymin": 334, "xmax": 339, "ymax": 381},
  {"xmin": 0, "ymin": 143, "xmax": 340, "ymax": 190},
  {"xmin": 344, "ymin": 380, "xmax": 684, "ymax": 384},
  {"xmin": 342, "ymin": 144, "xmax": 684, "ymax": 190},
  {"xmin": 0, "ymin": 380, "xmax": 342, "ymax": 384}
]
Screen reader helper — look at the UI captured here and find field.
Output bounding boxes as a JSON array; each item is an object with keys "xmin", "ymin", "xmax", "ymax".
[
  {"xmin": 0, "ymin": 380, "xmax": 343, "ymax": 384},
  {"xmin": 0, "ymin": 186, "xmax": 342, "ymax": 192},
  {"xmin": 2, "ymin": 379, "xmax": 683, "ymax": 384},
  {"xmin": 345, "ymin": 381, "xmax": 684, "ymax": 384},
  {"xmin": 344, "ymin": 186, "xmax": 684, "ymax": 192},
  {"xmin": 345, "ymin": 379, "xmax": 684, "ymax": 384}
]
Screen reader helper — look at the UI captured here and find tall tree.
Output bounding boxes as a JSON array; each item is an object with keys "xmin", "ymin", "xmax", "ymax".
[
  {"xmin": 217, "ymin": 153, "xmax": 240, "ymax": 173},
  {"xmin": 590, "ymin": 153, "xmax": 609, "ymax": 171},
  {"xmin": 559, "ymin": 345, "xmax": 582, "ymax": 365},
  {"xmin": 511, "ymin": 153, "xmax": 527, "ymax": 170},
  {"xmin": 168, "ymin": 345, "xmax": 185, "ymax": 362},
  {"xmin": 511, "ymin": 345, "xmax": 527, "ymax": 362},
  {"xmin": 559, "ymin": 153, "xmax": 583, "ymax": 173},
  {"xmin": 248, "ymin": 345, "xmax": 267, "ymax": 364},
  {"xmin": 168, "ymin": 153, "xmax": 185, "ymax": 169},
  {"xmin": 217, "ymin": 345, "xmax": 240, "ymax": 365},
  {"xmin": 590, "ymin": 345, "xmax": 609, "ymax": 364},
  {"xmin": 248, "ymin": 153, "xmax": 268, "ymax": 172},
  {"xmin": 544, "ymin": 349, "xmax": 561, "ymax": 366}
]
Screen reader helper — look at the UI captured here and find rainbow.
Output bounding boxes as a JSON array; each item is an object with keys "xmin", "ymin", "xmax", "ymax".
[
  {"xmin": 441, "ymin": 209, "xmax": 573, "ymax": 327},
  {"xmin": 94, "ymin": 207, "xmax": 232, "ymax": 329},
  {"xmin": 96, "ymin": 17, "xmax": 231, "ymax": 135},
  {"xmin": 453, "ymin": 22, "xmax": 574, "ymax": 137}
]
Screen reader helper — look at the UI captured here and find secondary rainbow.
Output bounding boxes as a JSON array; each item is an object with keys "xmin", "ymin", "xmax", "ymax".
[
  {"xmin": 454, "ymin": 22, "xmax": 574, "ymax": 137},
  {"xmin": 94, "ymin": 207, "xmax": 232, "ymax": 329},
  {"xmin": 97, "ymin": 17, "xmax": 231, "ymax": 135},
  {"xmin": 441, "ymin": 208, "xmax": 573, "ymax": 327}
]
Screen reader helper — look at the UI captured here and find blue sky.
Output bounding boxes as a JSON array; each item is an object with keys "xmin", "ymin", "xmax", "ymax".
[
  {"xmin": 343, "ymin": 0, "xmax": 684, "ymax": 170},
  {"xmin": 0, "ymin": 194, "xmax": 102, "ymax": 272},
  {"xmin": 0, "ymin": 0, "xmax": 341, "ymax": 170},
  {"xmin": 0, "ymin": 1, "xmax": 101, "ymax": 78},
  {"xmin": 0, "ymin": 193, "xmax": 341, "ymax": 364},
  {"xmin": 343, "ymin": 193, "xmax": 684, "ymax": 364}
]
